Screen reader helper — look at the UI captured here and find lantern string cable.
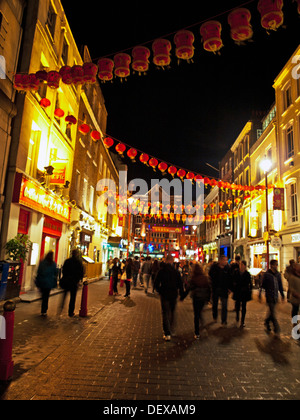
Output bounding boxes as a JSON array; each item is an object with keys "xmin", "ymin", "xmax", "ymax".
[{"xmin": 92, "ymin": 0, "xmax": 257, "ymax": 62}]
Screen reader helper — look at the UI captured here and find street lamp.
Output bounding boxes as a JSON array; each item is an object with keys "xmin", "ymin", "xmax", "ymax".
[{"xmin": 259, "ymin": 156, "xmax": 272, "ymax": 271}]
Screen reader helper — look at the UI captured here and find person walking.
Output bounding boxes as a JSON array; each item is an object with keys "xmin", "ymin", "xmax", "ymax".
[
  {"xmin": 189, "ymin": 263, "xmax": 211, "ymax": 339},
  {"xmin": 288, "ymin": 263, "xmax": 300, "ymax": 330},
  {"xmin": 151, "ymin": 259, "xmax": 159, "ymax": 293},
  {"xmin": 35, "ymin": 251, "xmax": 58, "ymax": 316},
  {"xmin": 261, "ymin": 259, "xmax": 285, "ymax": 336},
  {"xmin": 132, "ymin": 256, "xmax": 140, "ymax": 288},
  {"xmin": 154, "ymin": 254, "xmax": 185, "ymax": 341},
  {"xmin": 209, "ymin": 255, "xmax": 231, "ymax": 326},
  {"xmin": 59, "ymin": 249, "xmax": 84, "ymax": 317},
  {"xmin": 124, "ymin": 258, "xmax": 133, "ymax": 297},
  {"xmin": 111, "ymin": 257, "xmax": 122, "ymax": 296},
  {"xmin": 232, "ymin": 260, "xmax": 252, "ymax": 328},
  {"xmin": 142, "ymin": 256, "xmax": 152, "ymax": 294}
]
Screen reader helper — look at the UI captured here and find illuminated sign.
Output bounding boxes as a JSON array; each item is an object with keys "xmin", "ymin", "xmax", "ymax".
[
  {"xmin": 50, "ymin": 163, "xmax": 66, "ymax": 185},
  {"xmin": 13, "ymin": 174, "xmax": 70, "ymax": 224},
  {"xmin": 291, "ymin": 233, "xmax": 300, "ymax": 243},
  {"xmin": 152, "ymin": 227, "xmax": 181, "ymax": 233},
  {"xmin": 273, "ymin": 188, "xmax": 285, "ymax": 211}
]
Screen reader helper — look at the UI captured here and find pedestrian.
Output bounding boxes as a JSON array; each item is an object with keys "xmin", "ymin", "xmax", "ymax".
[
  {"xmin": 35, "ymin": 250, "xmax": 58, "ymax": 316},
  {"xmin": 209, "ymin": 255, "xmax": 231, "ymax": 326},
  {"xmin": 132, "ymin": 256, "xmax": 140, "ymax": 288},
  {"xmin": 154, "ymin": 254, "xmax": 185, "ymax": 341},
  {"xmin": 151, "ymin": 259, "xmax": 159, "ymax": 293},
  {"xmin": 232, "ymin": 260, "xmax": 252, "ymax": 328},
  {"xmin": 261, "ymin": 259, "xmax": 285, "ymax": 336},
  {"xmin": 287, "ymin": 263, "xmax": 300, "ymax": 329},
  {"xmin": 142, "ymin": 256, "xmax": 152, "ymax": 294},
  {"xmin": 188, "ymin": 263, "xmax": 211, "ymax": 339},
  {"xmin": 124, "ymin": 258, "xmax": 133, "ymax": 297},
  {"xmin": 59, "ymin": 249, "xmax": 84, "ymax": 317},
  {"xmin": 111, "ymin": 257, "xmax": 122, "ymax": 296},
  {"xmin": 284, "ymin": 259, "xmax": 296, "ymax": 302}
]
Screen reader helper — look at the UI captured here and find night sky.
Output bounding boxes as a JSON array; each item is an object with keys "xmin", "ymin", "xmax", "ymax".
[{"xmin": 62, "ymin": 0, "xmax": 300, "ymax": 182}]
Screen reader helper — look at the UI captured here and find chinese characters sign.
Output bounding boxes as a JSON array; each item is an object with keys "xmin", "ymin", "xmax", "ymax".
[{"xmin": 273, "ymin": 188, "xmax": 285, "ymax": 211}]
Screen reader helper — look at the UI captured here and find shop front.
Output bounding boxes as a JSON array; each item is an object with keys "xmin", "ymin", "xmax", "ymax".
[
  {"xmin": 282, "ymin": 232, "xmax": 300, "ymax": 268},
  {"xmin": 249, "ymin": 241, "xmax": 280, "ymax": 271},
  {"xmin": 11, "ymin": 173, "xmax": 71, "ymax": 292}
]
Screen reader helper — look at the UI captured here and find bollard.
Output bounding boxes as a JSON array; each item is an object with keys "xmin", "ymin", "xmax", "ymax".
[
  {"xmin": 0, "ymin": 300, "xmax": 16, "ymax": 381},
  {"xmin": 79, "ymin": 281, "xmax": 88, "ymax": 317},
  {"xmin": 108, "ymin": 276, "xmax": 113, "ymax": 296}
]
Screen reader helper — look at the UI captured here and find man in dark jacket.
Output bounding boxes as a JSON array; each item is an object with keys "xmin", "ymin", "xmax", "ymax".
[
  {"xmin": 209, "ymin": 255, "xmax": 231, "ymax": 325},
  {"xmin": 154, "ymin": 255, "xmax": 185, "ymax": 341},
  {"xmin": 60, "ymin": 249, "xmax": 84, "ymax": 317},
  {"xmin": 261, "ymin": 259, "xmax": 284, "ymax": 336}
]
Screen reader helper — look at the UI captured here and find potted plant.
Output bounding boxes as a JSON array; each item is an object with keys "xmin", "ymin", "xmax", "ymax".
[{"xmin": 3, "ymin": 234, "xmax": 32, "ymax": 299}]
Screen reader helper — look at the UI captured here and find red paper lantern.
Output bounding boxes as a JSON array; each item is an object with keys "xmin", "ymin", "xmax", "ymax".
[
  {"xmin": 186, "ymin": 172, "xmax": 195, "ymax": 181},
  {"xmin": 27, "ymin": 74, "xmax": 40, "ymax": 91},
  {"xmin": 114, "ymin": 53, "xmax": 131, "ymax": 80},
  {"xmin": 47, "ymin": 71, "xmax": 61, "ymax": 89},
  {"xmin": 71, "ymin": 65, "xmax": 85, "ymax": 85},
  {"xmin": 140, "ymin": 153, "xmax": 149, "ymax": 164},
  {"xmin": 168, "ymin": 166, "xmax": 177, "ymax": 177},
  {"xmin": 257, "ymin": 0, "xmax": 284, "ymax": 31},
  {"xmin": 132, "ymin": 46, "xmax": 151, "ymax": 74},
  {"xmin": 14, "ymin": 74, "xmax": 32, "ymax": 91},
  {"xmin": 35, "ymin": 70, "xmax": 48, "ymax": 83},
  {"xmin": 54, "ymin": 108, "xmax": 65, "ymax": 118},
  {"xmin": 116, "ymin": 143, "xmax": 126, "ymax": 154},
  {"xmin": 65, "ymin": 115, "xmax": 77, "ymax": 125},
  {"xmin": 91, "ymin": 131, "xmax": 101, "ymax": 142},
  {"xmin": 200, "ymin": 21, "xmax": 223, "ymax": 53},
  {"xmin": 228, "ymin": 8, "xmax": 253, "ymax": 43},
  {"xmin": 127, "ymin": 148, "xmax": 138, "ymax": 160},
  {"xmin": 204, "ymin": 177, "xmax": 211, "ymax": 186},
  {"xmin": 59, "ymin": 66, "xmax": 73, "ymax": 85},
  {"xmin": 40, "ymin": 98, "xmax": 51, "ymax": 108},
  {"xmin": 195, "ymin": 174, "xmax": 203, "ymax": 183},
  {"xmin": 174, "ymin": 30, "xmax": 195, "ymax": 61},
  {"xmin": 152, "ymin": 39, "xmax": 172, "ymax": 68},
  {"xmin": 177, "ymin": 169, "xmax": 186, "ymax": 180},
  {"xmin": 78, "ymin": 124, "xmax": 91, "ymax": 135},
  {"xmin": 158, "ymin": 162, "xmax": 168, "ymax": 173},
  {"xmin": 149, "ymin": 158, "xmax": 158, "ymax": 169},
  {"xmin": 98, "ymin": 58, "xmax": 114, "ymax": 82},
  {"xmin": 103, "ymin": 137, "xmax": 114, "ymax": 148},
  {"xmin": 83, "ymin": 62, "xmax": 98, "ymax": 84}
]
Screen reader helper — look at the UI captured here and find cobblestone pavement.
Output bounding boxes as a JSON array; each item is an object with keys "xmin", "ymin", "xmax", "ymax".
[{"xmin": 0, "ymin": 279, "xmax": 299, "ymax": 400}]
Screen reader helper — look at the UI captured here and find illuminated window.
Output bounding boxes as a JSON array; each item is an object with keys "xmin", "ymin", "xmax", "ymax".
[
  {"xmin": 83, "ymin": 178, "xmax": 88, "ymax": 210},
  {"xmin": 283, "ymin": 84, "xmax": 292, "ymax": 110},
  {"xmin": 47, "ymin": 2, "xmax": 57, "ymax": 39},
  {"xmin": 290, "ymin": 183, "xmax": 298, "ymax": 223},
  {"xmin": 26, "ymin": 127, "xmax": 41, "ymax": 178},
  {"xmin": 286, "ymin": 125, "xmax": 294, "ymax": 159}
]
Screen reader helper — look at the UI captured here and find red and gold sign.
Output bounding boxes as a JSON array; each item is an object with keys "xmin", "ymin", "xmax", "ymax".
[
  {"xmin": 13, "ymin": 174, "xmax": 71, "ymax": 223},
  {"xmin": 152, "ymin": 226, "xmax": 181, "ymax": 233},
  {"xmin": 273, "ymin": 188, "xmax": 285, "ymax": 211},
  {"xmin": 49, "ymin": 164, "xmax": 66, "ymax": 185}
]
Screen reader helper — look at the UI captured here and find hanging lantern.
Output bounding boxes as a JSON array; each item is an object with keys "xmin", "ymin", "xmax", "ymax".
[
  {"xmin": 203, "ymin": 204, "xmax": 208, "ymax": 211},
  {"xmin": 47, "ymin": 71, "xmax": 61, "ymax": 89},
  {"xmin": 205, "ymin": 215, "xmax": 211, "ymax": 222},
  {"xmin": 176, "ymin": 214, "xmax": 181, "ymax": 222},
  {"xmin": 219, "ymin": 201, "xmax": 224, "ymax": 210},
  {"xmin": 132, "ymin": 46, "xmax": 151, "ymax": 75},
  {"xmin": 71, "ymin": 65, "xmax": 85, "ymax": 85},
  {"xmin": 177, "ymin": 169, "xmax": 186, "ymax": 180},
  {"xmin": 182, "ymin": 214, "xmax": 187, "ymax": 223},
  {"xmin": 35, "ymin": 70, "xmax": 48, "ymax": 83},
  {"xmin": 210, "ymin": 179, "xmax": 218, "ymax": 187},
  {"xmin": 54, "ymin": 108, "xmax": 65, "ymax": 118},
  {"xmin": 186, "ymin": 172, "xmax": 195, "ymax": 181},
  {"xmin": 228, "ymin": 8, "xmax": 253, "ymax": 43},
  {"xmin": 103, "ymin": 137, "xmax": 114, "ymax": 148},
  {"xmin": 116, "ymin": 143, "xmax": 126, "ymax": 155},
  {"xmin": 14, "ymin": 74, "xmax": 32, "ymax": 91},
  {"xmin": 233, "ymin": 210, "xmax": 238, "ymax": 218},
  {"xmin": 27, "ymin": 74, "xmax": 40, "ymax": 91},
  {"xmin": 174, "ymin": 30, "xmax": 195, "ymax": 62},
  {"xmin": 65, "ymin": 115, "xmax": 77, "ymax": 125},
  {"xmin": 170, "ymin": 213, "xmax": 175, "ymax": 222},
  {"xmin": 257, "ymin": 0, "xmax": 284, "ymax": 31},
  {"xmin": 78, "ymin": 124, "xmax": 91, "ymax": 135},
  {"xmin": 114, "ymin": 53, "xmax": 131, "ymax": 80},
  {"xmin": 40, "ymin": 98, "xmax": 51, "ymax": 108},
  {"xmin": 226, "ymin": 199, "xmax": 232, "ymax": 208},
  {"xmin": 234, "ymin": 197, "xmax": 241, "ymax": 206},
  {"xmin": 158, "ymin": 162, "xmax": 168, "ymax": 173},
  {"xmin": 228, "ymin": 211, "xmax": 233, "ymax": 219},
  {"xmin": 91, "ymin": 131, "xmax": 101, "ymax": 142},
  {"xmin": 82, "ymin": 62, "xmax": 98, "ymax": 84},
  {"xmin": 149, "ymin": 158, "xmax": 158, "ymax": 170},
  {"xmin": 140, "ymin": 153, "xmax": 149, "ymax": 164},
  {"xmin": 195, "ymin": 174, "xmax": 203, "ymax": 184},
  {"xmin": 98, "ymin": 58, "xmax": 114, "ymax": 82},
  {"xmin": 152, "ymin": 39, "xmax": 172, "ymax": 68},
  {"xmin": 210, "ymin": 202, "xmax": 216, "ymax": 210},
  {"xmin": 204, "ymin": 177, "xmax": 211, "ymax": 187},
  {"xmin": 127, "ymin": 148, "xmax": 138, "ymax": 160},
  {"xmin": 168, "ymin": 166, "xmax": 177, "ymax": 177},
  {"xmin": 238, "ymin": 208, "xmax": 244, "ymax": 216},
  {"xmin": 59, "ymin": 66, "xmax": 73, "ymax": 85},
  {"xmin": 200, "ymin": 21, "xmax": 223, "ymax": 54}
]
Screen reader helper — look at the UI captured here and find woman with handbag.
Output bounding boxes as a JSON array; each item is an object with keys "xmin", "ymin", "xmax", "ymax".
[
  {"xmin": 124, "ymin": 258, "xmax": 133, "ymax": 298},
  {"xmin": 232, "ymin": 260, "xmax": 252, "ymax": 328}
]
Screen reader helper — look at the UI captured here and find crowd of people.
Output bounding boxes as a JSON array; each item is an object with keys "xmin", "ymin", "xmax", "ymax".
[
  {"xmin": 35, "ymin": 249, "xmax": 300, "ymax": 343},
  {"xmin": 108, "ymin": 254, "xmax": 300, "ymax": 342}
]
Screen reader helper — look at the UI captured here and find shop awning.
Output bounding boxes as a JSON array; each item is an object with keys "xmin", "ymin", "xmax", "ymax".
[{"xmin": 108, "ymin": 236, "xmax": 122, "ymax": 246}]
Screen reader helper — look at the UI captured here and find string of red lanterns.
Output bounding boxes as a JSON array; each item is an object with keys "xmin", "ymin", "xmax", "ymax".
[{"xmin": 13, "ymin": 0, "xmax": 297, "ymax": 89}]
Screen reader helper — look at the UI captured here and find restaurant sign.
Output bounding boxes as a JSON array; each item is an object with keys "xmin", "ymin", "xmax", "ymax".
[{"xmin": 13, "ymin": 174, "xmax": 71, "ymax": 223}]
